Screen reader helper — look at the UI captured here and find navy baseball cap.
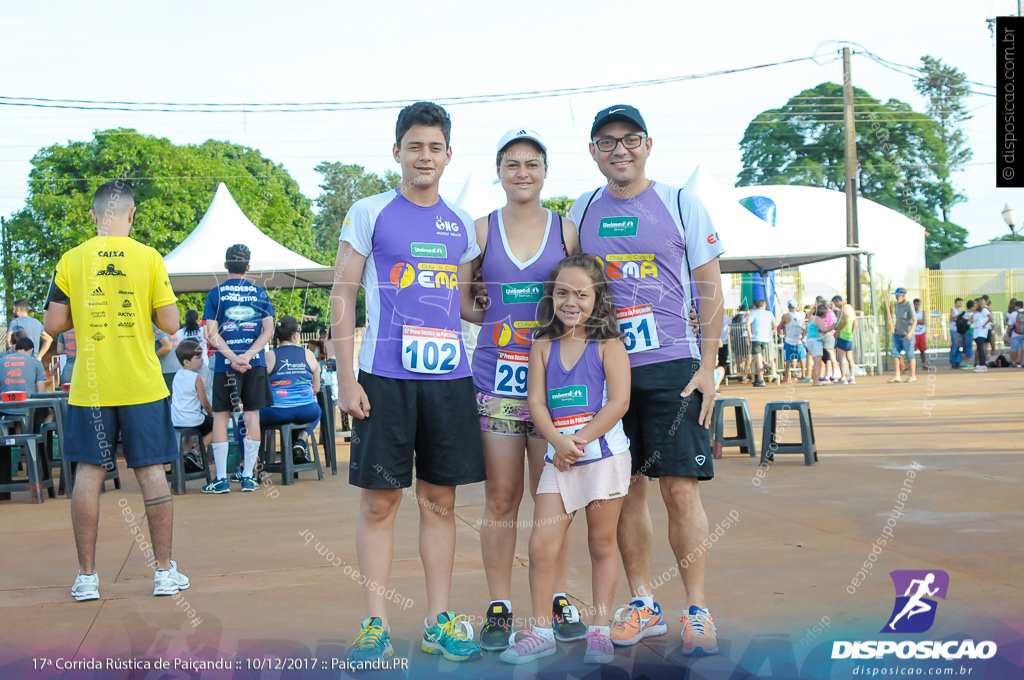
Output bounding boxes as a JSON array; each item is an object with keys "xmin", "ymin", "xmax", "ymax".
[
  {"xmin": 591, "ymin": 105, "xmax": 648, "ymax": 139},
  {"xmin": 893, "ymin": 287, "xmax": 907, "ymax": 296}
]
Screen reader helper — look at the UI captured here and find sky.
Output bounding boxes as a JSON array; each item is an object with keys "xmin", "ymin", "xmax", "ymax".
[{"xmin": 0, "ymin": 0, "xmax": 1009, "ymax": 249}]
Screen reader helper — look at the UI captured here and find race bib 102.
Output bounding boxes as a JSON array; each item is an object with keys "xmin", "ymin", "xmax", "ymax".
[{"xmin": 402, "ymin": 326, "xmax": 461, "ymax": 375}]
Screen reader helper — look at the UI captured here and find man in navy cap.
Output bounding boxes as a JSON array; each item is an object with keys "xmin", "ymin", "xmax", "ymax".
[{"xmin": 568, "ymin": 104, "xmax": 725, "ymax": 656}]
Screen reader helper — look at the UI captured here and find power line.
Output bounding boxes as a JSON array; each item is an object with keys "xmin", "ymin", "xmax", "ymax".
[{"xmin": 0, "ymin": 56, "xmax": 818, "ymax": 113}]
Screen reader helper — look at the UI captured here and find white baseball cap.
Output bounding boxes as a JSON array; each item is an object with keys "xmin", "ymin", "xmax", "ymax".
[
  {"xmin": 787, "ymin": 299, "xmax": 798, "ymax": 308},
  {"xmin": 497, "ymin": 127, "xmax": 547, "ymax": 156}
]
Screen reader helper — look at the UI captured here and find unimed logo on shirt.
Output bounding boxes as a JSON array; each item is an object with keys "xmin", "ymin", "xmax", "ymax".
[
  {"xmin": 548, "ymin": 385, "xmax": 588, "ymax": 408},
  {"xmin": 501, "ymin": 282, "xmax": 543, "ymax": 305},
  {"xmin": 598, "ymin": 216, "xmax": 639, "ymax": 237},
  {"xmin": 411, "ymin": 242, "xmax": 447, "ymax": 259}
]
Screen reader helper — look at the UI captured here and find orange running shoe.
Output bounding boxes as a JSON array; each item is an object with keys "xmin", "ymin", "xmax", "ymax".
[
  {"xmin": 680, "ymin": 606, "xmax": 718, "ymax": 655},
  {"xmin": 610, "ymin": 599, "xmax": 668, "ymax": 646}
]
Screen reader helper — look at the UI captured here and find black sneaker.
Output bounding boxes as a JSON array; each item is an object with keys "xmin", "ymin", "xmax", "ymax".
[
  {"xmin": 753, "ymin": 380, "xmax": 766, "ymax": 387},
  {"xmin": 552, "ymin": 596, "xmax": 586, "ymax": 642},
  {"xmin": 183, "ymin": 450, "xmax": 204, "ymax": 473},
  {"xmin": 292, "ymin": 439, "xmax": 310, "ymax": 465},
  {"xmin": 479, "ymin": 602, "xmax": 513, "ymax": 651}
]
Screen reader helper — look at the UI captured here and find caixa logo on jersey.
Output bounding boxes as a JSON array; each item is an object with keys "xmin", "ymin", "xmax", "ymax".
[{"xmin": 832, "ymin": 570, "xmax": 997, "ymax": 661}]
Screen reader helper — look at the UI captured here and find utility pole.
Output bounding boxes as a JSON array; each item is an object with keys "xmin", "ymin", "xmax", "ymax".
[
  {"xmin": 0, "ymin": 216, "xmax": 13, "ymax": 324},
  {"xmin": 842, "ymin": 47, "xmax": 862, "ymax": 309}
]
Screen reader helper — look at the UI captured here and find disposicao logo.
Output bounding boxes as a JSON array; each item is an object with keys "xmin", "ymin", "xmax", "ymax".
[
  {"xmin": 882, "ymin": 570, "xmax": 948, "ymax": 634},
  {"xmin": 831, "ymin": 570, "xmax": 997, "ymax": 661}
]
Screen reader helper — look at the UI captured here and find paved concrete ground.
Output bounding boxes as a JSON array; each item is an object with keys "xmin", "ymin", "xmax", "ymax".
[{"xmin": 1, "ymin": 366, "xmax": 1021, "ymax": 679}]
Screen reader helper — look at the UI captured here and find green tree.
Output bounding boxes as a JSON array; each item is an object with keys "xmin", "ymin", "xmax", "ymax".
[
  {"xmin": 541, "ymin": 196, "xmax": 574, "ymax": 217},
  {"xmin": 914, "ymin": 56, "xmax": 973, "ymax": 222},
  {"xmin": 737, "ymin": 82, "xmax": 967, "ymax": 269},
  {"xmin": 10, "ymin": 128, "xmax": 320, "ymax": 319},
  {"xmin": 312, "ymin": 162, "xmax": 401, "ymax": 251}
]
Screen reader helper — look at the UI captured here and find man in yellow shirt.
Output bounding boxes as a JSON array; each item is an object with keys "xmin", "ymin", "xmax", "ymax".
[{"xmin": 44, "ymin": 181, "xmax": 190, "ymax": 601}]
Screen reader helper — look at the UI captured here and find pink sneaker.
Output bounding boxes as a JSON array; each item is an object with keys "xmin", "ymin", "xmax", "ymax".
[
  {"xmin": 499, "ymin": 629, "xmax": 556, "ymax": 665},
  {"xmin": 584, "ymin": 628, "xmax": 614, "ymax": 664}
]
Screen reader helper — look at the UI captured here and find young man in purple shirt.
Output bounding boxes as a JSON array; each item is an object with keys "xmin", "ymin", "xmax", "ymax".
[
  {"xmin": 567, "ymin": 105, "xmax": 726, "ymax": 656},
  {"xmin": 331, "ymin": 102, "xmax": 484, "ymax": 663}
]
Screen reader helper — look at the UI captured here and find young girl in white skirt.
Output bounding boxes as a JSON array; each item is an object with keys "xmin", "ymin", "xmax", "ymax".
[{"xmin": 499, "ymin": 253, "xmax": 631, "ymax": 665}]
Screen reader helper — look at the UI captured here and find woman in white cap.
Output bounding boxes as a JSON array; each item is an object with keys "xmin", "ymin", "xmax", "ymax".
[{"xmin": 464, "ymin": 128, "xmax": 582, "ymax": 652}]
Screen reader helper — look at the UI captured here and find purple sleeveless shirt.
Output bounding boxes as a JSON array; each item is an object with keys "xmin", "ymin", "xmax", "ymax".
[
  {"xmin": 544, "ymin": 339, "xmax": 629, "ymax": 465},
  {"xmin": 472, "ymin": 209, "xmax": 565, "ymax": 398}
]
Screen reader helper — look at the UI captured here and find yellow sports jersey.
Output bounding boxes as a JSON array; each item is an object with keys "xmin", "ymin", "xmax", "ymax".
[{"xmin": 54, "ymin": 236, "xmax": 178, "ymax": 406}]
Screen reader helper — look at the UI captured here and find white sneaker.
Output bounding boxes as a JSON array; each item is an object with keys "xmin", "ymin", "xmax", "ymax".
[
  {"xmin": 583, "ymin": 627, "xmax": 614, "ymax": 663},
  {"xmin": 154, "ymin": 561, "xmax": 190, "ymax": 596},
  {"xmin": 499, "ymin": 629, "xmax": 557, "ymax": 664},
  {"xmin": 72, "ymin": 573, "xmax": 99, "ymax": 601}
]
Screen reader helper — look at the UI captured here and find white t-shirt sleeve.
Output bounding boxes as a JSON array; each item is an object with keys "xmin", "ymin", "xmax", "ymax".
[
  {"xmin": 567, "ymin": 189, "xmax": 600, "ymax": 231},
  {"xmin": 339, "ymin": 197, "xmax": 375, "ymax": 257},
  {"xmin": 676, "ymin": 190, "xmax": 725, "ymax": 270},
  {"xmin": 450, "ymin": 204, "xmax": 481, "ymax": 264}
]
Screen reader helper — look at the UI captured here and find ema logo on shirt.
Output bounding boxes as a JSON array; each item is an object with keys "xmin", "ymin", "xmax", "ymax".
[{"xmin": 548, "ymin": 385, "xmax": 588, "ymax": 408}]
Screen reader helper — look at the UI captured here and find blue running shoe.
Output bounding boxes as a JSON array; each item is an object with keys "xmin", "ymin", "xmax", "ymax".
[
  {"xmin": 422, "ymin": 611, "xmax": 482, "ymax": 661},
  {"xmin": 349, "ymin": 617, "xmax": 394, "ymax": 662},
  {"xmin": 240, "ymin": 476, "xmax": 259, "ymax": 492},
  {"xmin": 201, "ymin": 478, "xmax": 230, "ymax": 494}
]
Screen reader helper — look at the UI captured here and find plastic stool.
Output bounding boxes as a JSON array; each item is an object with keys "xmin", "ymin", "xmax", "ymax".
[
  {"xmin": 760, "ymin": 401, "xmax": 818, "ymax": 466},
  {"xmin": 0, "ymin": 434, "xmax": 55, "ymax": 503},
  {"xmin": 711, "ymin": 397, "xmax": 757, "ymax": 458},
  {"xmin": 169, "ymin": 427, "xmax": 213, "ymax": 494},
  {"xmin": 260, "ymin": 422, "xmax": 324, "ymax": 485}
]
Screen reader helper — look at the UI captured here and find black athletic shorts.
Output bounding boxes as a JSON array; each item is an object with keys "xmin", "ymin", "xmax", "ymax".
[
  {"xmin": 212, "ymin": 367, "xmax": 273, "ymax": 412},
  {"xmin": 349, "ymin": 372, "xmax": 485, "ymax": 489},
  {"xmin": 621, "ymin": 358, "xmax": 714, "ymax": 481}
]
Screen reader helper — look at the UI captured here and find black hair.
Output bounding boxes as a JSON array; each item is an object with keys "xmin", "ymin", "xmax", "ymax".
[
  {"xmin": 14, "ymin": 336, "xmax": 34, "ymax": 352},
  {"xmin": 13, "ymin": 299, "xmax": 29, "ymax": 312},
  {"xmin": 533, "ymin": 253, "xmax": 622, "ymax": 342},
  {"xmin": 225, "ymin": 243, "xmax": 250, "ymax": 275},
  {"xmin": 175, "ymin": 339, "xmax": 202, "ymax": 364},
  {"xmin": 913, "ymin": 298, "xmax": 921, "ymax": 304},
  {"xmin": 184, "ymin": 309, "xmax": 200, "ymax": 334},
  {"xmin": 396, "ymin": 102, "xmax": 451, "ymax": 147},
  {"xmin": 93, "ymin": 181, "xmax": 134, "ymax": 215},
  {"xmin": 274, "ymin": 315, "xmax": 300, "ymax": 344},
  {"xmin": 753, "ymin": 299, "xmax": 767, "ymax": 309},
  {"xmin": 832, "ymin": 295, "xmax": 844, "ymax": 303},
  {"xmin": 815, "ymin": 303, "xmax": 829, "ymax": 317},
  {"xmin": 955, "ymin": 297, "xmax": 963, "ymax": 303},
  {"xmin": 966, "ymin": 300, "xmax": 975, "ymax": 310},
  {"xmin": 496, "ymin": 139, "xmax": 547, "ymax": 167}
]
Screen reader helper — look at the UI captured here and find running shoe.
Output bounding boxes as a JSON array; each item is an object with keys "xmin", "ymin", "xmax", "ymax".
[
  {"xmin": 349, "ymin": 617, "xmax": 394, "ymax": 662},
  {"xmin": 974, "ymin": 365, "xmax": 988, "ymax": 373},
  {"xmin": 183, "ymin": 449, "xmax": 204, "ymax": 473},
  {"xmin": 240, "ymin": 476, "xmax": 259, "ymax": 492},
  {"xmin": 680, "ymin": 605, "xmax": 719, "ymax": 655},
  {"xmin": 230, "ymin": 466, "xmax": 244, "ymax": 483},
  {"xmin": 499, "ymin": 629, "xmax": 556, "ymax": 664},
  {"xmin": 201, "ymin": 478, "xmax": 230, "ymax": 494},
  {"xmin": 752, "ymin": 380, "xmax": 766, "ymax": 387},
  {"xmin": 480, "ymin": 602, "xmax": 514, "ymax": 651},
  {"xmin": 552, "ymin": 596, "xmax": 586, "ymax": 642},
  {"xmin": 153, "ymin": 561, "xmax": 190, "ymax": 596},
  {"xmin": 293, "ymin": 439, "xmax": 310, "ymax": 464},
  {"xmin": 583, "ymin": 628, "xmax": 614, "ymax": 664},
  {"xmin": 72, "ymin": 573, "xmax": 99, "ymax": 601},
  {"xmin": 422, "ymin": 611, "xmax": 481, "ymax": 661},
  {"xmin": 798, "ymin": 377, "xmax": 812, "ymax": 383},
  {"xmin": 610, "ymin": 599, "xmax": 667, "ymax": 646}
]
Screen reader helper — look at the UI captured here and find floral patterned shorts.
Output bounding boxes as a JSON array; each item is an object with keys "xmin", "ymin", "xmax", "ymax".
[{"xmin": 475, "ymin": 391, "xmax": 543, "ymax": 438}]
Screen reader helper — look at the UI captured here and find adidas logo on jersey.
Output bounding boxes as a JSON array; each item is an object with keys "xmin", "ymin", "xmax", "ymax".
[{"xmin": 90, "ymin": 287, "xmax": 103, "ymax": 296}]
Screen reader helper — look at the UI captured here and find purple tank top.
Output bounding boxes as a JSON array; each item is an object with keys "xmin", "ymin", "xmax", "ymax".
[
  {"xmin": 544, "ymin": 339, "xmax": 629, "ymax": 465},
  {"xmin": 472, "ymin": 209, "xmax": 565, "ymax": 398}
]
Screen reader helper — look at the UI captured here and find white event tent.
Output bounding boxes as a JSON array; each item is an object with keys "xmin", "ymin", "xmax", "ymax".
[{"xmin": 164, "ymin": 183, "xmax": 334, "ymax": 294}]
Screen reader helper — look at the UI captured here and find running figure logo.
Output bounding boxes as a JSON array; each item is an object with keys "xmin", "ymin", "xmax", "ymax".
[{"xmin": 881, "ymin": 570, "xmax": 949, "ymax": 633}]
